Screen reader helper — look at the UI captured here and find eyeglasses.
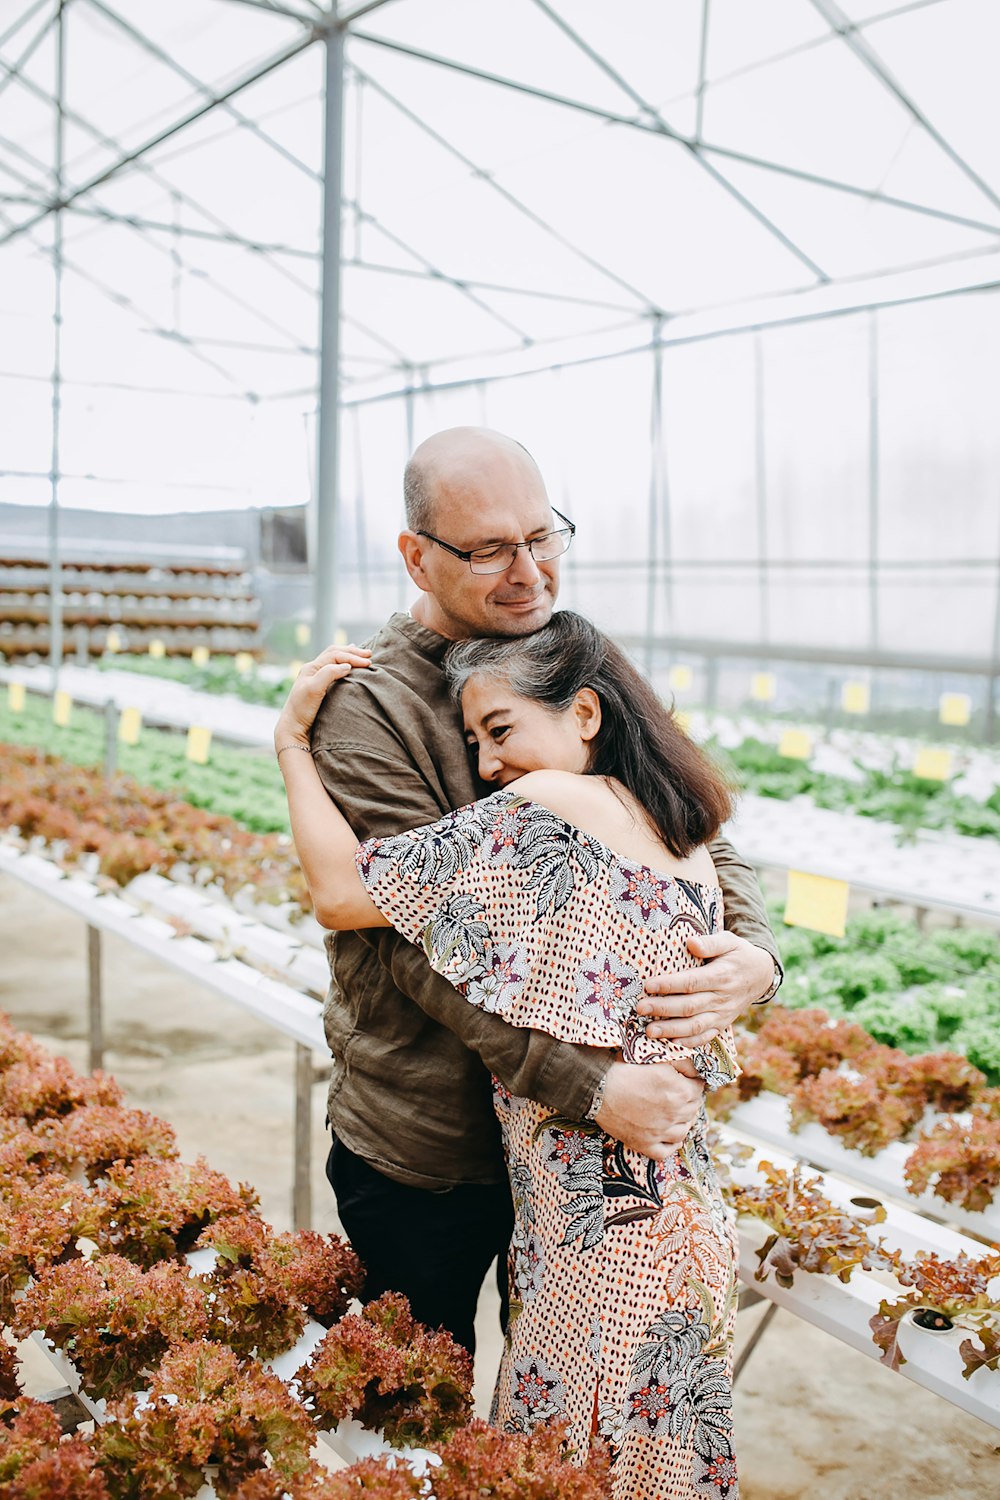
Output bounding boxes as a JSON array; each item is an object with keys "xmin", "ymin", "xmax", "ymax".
[{"xmin": 418, "ymin": 508, "xmax": 575, "ymax": 575}]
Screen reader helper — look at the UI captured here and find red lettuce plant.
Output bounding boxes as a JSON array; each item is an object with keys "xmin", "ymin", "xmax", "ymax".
[
  {"xmin": 0, "ymin": 1054, "xmax": 122, "ymax": 1125},
  {"xmin": 95, "ymin": 1340, "xmax": 314, "ymax": 1500},
  {"xmin": 296, "ymin": 1292, "xmax": 473, "ymax": 1448},
  {"xmin": 0, "ymin": 1171, "xmax": 89, "ymax": 1324},
  {"xmin": 0, "ymin": 1396, "xmax": 109, "ymax": 1499},
  {"xmin": 432, "ymin": 1418, "xmax": 612, "ymax": 1500},
  {"xmin": 891, "ymin": 1052, "xmax": 985, "ymax": 1114},
  {"xmin": 262, "ymin": 1229, "xmax": 365, "ymax": 1326},
  {"xmin": 197, "ymin": 1216, "xmax": 365, "ymax": 1355},
  {"xmin": 904, "ymin": 1115, "xmax": 1000, "ymax": 1213},
  {"xmin": 229, "ymin": 1457, "xmax": 424, "ymax": 1499},
  {"xmin": 194, "ymin": 1214, "xmax": 306, "ymax": 1361},
  {"xmin": 13, "ymin": 1255, "xmax": 209, "ymax": 1402},
  {"xmin": 727, "ymin": 1160, "xmax": 904, "ymax": 1287},
  {"xmin": 788, "ymin": 1069, "xmax": 920, "ymax": 1155},
  {"xmin": 84, "ymin": 1157, "xmax": 259, "ymax": 1267},
  {"xmin": 32, "ymin": 1104, "xmax": 178, "ymax": 1182},
  {"xmin": 869, "ymin": 1250, "xmax": 1000, "ymax": 1372},
  {"xmin": 753, "ymin": 1007, "xmax": 878, "ymax": 1078},
  {"xmin": 0, "ymin": 1336, "xmax": 21, "ymax": 1402}
]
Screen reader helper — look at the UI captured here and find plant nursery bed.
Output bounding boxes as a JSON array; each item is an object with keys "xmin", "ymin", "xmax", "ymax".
[{"xmin": 727, "ymin": 1092, "xmax": 1000, "ymax": 1242}]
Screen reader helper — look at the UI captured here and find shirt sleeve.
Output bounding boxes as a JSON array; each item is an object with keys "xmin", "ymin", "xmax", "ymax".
[
  {"xmin": 707, "ymin": 831, "xmax": 783, "ymax": 987},
  {"xmin": 357, "ymin": 793, "xmax": 740, "ymax": 1092},
  {"xmin": 311, "ymin": 687, "xmax": 612, "ymax": 1117}
]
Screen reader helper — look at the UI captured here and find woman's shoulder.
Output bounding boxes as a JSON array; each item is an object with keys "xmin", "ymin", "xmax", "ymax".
[{"xmin": 505, "ymin": 769, "xmax": 611, "ymax": 826}]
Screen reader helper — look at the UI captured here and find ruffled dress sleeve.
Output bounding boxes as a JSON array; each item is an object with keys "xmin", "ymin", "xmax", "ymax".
[{"xmin": 355, "ymin": 788, "xmax": 739, "ymax": 1090}]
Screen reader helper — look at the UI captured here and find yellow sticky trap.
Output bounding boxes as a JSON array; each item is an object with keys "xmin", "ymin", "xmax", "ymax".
[
  {"xmin": 186, "ymin": 725, "xmax": 212, "ymax": 764},
  {"xmin": 192, "ymin": 646, "xmax": 210, "ymax": 668},
  {"xmin": 287, "ymin": 659, "xmax": 303, "ymax": 679},
  {"xmin": 8, "ymin": 682, "xmax": 26, "ymax": 713},
  {"xmin": 668, "ymin": 664, "xmax": 693, "ymax": 692},
  {"xmin": 913, "ymin": 747, "xmax": 952, "ymax": 782},
  {"xmin": 939, "ymin": 693, "xmax": 971, "ymax": 727},
  {"xmin": 235, "ymin": 652, "xmax": 255, "ymax": 675},
  {"xmin": 148, "ymin": 639, "xmax": 166, "ymax": 659},
  {"xmin": 106, "ymin": 629, "xmax": 122, "ymax": 654},
  {"xmin": 841, "ymin": 681, "xmax": 869, "ymax": 715},
  {"xmin": 784, "ymin": 870, "xmax": 850, "ymax": 938},
  {"xmin": 751, "ymin": 672, "xmax": 776, "ymax": 702},
  {"xmin": 118, "ymin": 706, "xmax": 142, "ymax": 746},
  {"xmin": 53, "ymin": 690, "xmax": 72, "ymax": 727},
  {"xmin": 778, "ymin": 728, "xmax": 812, "ymax": 761},
  {"xmin": 295, "ymin": 622, "xmax": 311, "ymax": 647}
]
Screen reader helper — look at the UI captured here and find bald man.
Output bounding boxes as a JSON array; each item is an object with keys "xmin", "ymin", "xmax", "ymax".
[{"xmin": 309, "ymin": 428, "xmax": 780, "ymax": 1352}]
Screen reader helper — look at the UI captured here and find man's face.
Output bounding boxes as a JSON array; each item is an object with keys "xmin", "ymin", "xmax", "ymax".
[{"xmin": 408, "ymin": 451, "xmax": 562, "ymax": 640}]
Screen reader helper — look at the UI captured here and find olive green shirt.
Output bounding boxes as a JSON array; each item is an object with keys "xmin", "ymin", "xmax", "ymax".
[{"xmin": 312, "ymin": 612, "xmax": 779, "ymax": 1190}]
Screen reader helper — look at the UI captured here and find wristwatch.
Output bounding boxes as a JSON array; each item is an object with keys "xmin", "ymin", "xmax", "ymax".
[
  {"xmin": 585, "ymin": 1070, "xmax": 609, "ymax": 1123},
  {"xmin": 751, "ymin": 954, "xmax": 783, "ymax": 1007}
]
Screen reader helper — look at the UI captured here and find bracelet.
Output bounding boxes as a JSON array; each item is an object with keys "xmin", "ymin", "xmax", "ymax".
[{"xmin": 275, "ymin": 743, "xmax": 312, "ymax": 759}]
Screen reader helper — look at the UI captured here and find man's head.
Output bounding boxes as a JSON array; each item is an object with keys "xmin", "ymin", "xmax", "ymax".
[{"xmin": 399, "ymin": 427, "xmax": 566, "ymax": 640}]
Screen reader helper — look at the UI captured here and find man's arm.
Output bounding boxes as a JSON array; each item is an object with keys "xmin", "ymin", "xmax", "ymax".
[
  {"xmin": 639, "ymin": 832, "xmax": 782, "ymax": 1047},
  {"xmin": 311, "ymin": 683, "xmax": 609, "ymax": 1120}
]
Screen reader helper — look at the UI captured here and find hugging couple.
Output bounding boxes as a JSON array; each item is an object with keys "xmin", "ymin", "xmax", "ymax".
[{"xmin": 275, "ymin": 426, "xmax": 781, "ymax": 1499}]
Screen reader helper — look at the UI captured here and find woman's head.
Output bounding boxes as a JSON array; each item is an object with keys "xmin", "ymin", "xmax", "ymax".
[{"xmin": 444, "ymin": 611, "xmax": 734, "ymax": 858}]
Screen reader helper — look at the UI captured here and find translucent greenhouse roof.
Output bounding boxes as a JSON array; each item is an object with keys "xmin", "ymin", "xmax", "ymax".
[
  {"xmin": 2, "ymin": 0, "xmax": 999, "ymax": 406},
  {"xmin": 1, "ymin": 2, "xmax": 999, "ymax": 668}
]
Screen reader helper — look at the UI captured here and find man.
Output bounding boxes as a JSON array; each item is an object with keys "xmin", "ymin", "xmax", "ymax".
[{"xmin": 310, "ymin": 427, "xmax": 780, "ymax": 1353}]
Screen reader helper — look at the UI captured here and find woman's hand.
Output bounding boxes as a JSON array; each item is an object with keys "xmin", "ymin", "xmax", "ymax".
[{"xmin": 274, "ymin": 643, "xmax": 372, "ymax": 752}]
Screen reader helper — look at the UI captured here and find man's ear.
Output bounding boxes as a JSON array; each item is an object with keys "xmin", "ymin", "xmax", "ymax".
[
  {"xmin": 398, "ymin": 530, "xmax": 433, "ymax": 593},
  {"xmin": 575, "ymin": 687, "xmax": 602, "ymax": 743}
]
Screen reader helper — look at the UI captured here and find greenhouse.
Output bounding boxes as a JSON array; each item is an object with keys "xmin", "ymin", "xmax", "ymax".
[{"xmin": 1, "ymin": 3, "xmax": 999, "ymax": 1497}]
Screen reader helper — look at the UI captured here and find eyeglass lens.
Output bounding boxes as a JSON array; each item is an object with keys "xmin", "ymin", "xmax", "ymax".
[{"xmin": 469, "ymin": 530, "xmax": 573, "ymax": 574}]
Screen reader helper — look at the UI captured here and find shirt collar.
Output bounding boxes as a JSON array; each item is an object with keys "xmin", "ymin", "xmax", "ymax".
[{"xmin": 385, "ymin": 610, "xmax": 454, "ymax": 664}]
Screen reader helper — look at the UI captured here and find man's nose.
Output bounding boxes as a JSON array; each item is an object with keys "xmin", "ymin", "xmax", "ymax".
[{"xmin": 505, "ymin": 544, "xmax": 542, "ymax": 586}]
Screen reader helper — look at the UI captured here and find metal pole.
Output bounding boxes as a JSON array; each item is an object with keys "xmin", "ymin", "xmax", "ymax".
[
  {"xmin": 753, "ymin": 332, "xmax": 770, "ymax": 647},
  {"xmin": 644, "ymin": 318, "xmax": 664, "ymax": 678},
  {"xmin": 103, "ymin": 698, "xmax": 118, "ymax": 777},
  {"xmin": 87, "ymin": 926, "xmax": 104, "ymax": 1073},
  {"xmin": 48, "ymin": 0, "xmax": 66, "ymax": 679},
  {"xmin": 313, "ymin": 13, "xmax": 347, "ymax": 653},
  {"xmin": 868, "ymin": 311, "xmax": 880, "ymax": 710},
  {"xmin": 293, "ymin": 1042, "xmax": 314, "ymax": 1230}
]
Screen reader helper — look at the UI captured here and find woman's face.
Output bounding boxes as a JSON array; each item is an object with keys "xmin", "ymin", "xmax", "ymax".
[{"xmin": 461, "ymin": 673, "xmax": 597, "ymax": 787}]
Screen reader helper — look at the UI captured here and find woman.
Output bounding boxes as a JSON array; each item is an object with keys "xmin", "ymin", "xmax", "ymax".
[{"xmin": 275, "ymin": 611, "xmax": 741, "ymax": 1500}]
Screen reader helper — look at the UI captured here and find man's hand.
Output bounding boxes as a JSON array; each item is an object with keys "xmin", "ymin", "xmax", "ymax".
[
  {"xmin": 595, "ymin": 1059, "xmax": 705, "ymax": 1159},
  {"xmin": 638, "ymin": 931, "xmax": 776, "ymax": 1047}
]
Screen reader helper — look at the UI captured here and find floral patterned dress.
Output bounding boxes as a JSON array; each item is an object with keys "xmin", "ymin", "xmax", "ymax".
[{"xmin": 356, "ymin": 789, "xmax": 741, "ymax": 1500}]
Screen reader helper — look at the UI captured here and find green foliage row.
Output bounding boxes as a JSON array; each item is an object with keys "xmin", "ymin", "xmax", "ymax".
[
  {"xmin": 96, "ymin": 652, "xmax": 295, "ymax": 709},
  {"xmin": 720, "ymin": 735, "xmax": 1000, "ymax": 840},
  {"xmin": 0, "ymin": 691, "xmax": 291, "ymax": 835},
  {"xmin": 775, "ymin": 905, "xmax": 1000, "ymax": 1083}
]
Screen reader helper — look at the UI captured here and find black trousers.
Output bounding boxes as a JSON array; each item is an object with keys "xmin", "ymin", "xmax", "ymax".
[{"xmin": 326, "ymin": 1134, "xmax": 514, "ymax": 1356}]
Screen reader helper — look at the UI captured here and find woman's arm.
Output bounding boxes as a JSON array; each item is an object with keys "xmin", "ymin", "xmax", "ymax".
[{"xmin": 274, "ymin": 647, "xmax": 389, "ymax": 931}]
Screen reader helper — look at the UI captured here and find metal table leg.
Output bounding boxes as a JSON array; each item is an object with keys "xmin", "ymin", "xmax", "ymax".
[
  {"xmin": 733, "ymin": 1299, "xmax": 780, "ymax": 1384},
  {"xmin": 86, "ymin": 925, "xmax": 104, "ymax": 1073},
  {"xmin": 293, "ymin": 1042, "xmax": 313, "ymax": 1230}
]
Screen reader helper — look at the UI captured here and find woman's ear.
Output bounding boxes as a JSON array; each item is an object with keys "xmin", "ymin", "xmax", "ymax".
[{"xmin": 574, "ymin": 687, "xmax": 602, "ymax": 743}]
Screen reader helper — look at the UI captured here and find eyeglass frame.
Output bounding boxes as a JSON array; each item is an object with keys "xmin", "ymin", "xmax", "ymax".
[{"xmin": 416, "ymin": 507, "xmax": 576, "ymax": 574}]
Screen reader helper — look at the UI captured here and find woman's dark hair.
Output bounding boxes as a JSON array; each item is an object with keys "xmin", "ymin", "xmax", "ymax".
[{"xmin": 444, "ymin": 611, "xmax": 734, "ymax": 860}]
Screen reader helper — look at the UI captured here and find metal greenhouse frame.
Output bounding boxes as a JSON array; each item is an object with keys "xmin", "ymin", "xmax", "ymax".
[{"xmin": 1, "ymin": 1, "xmax": 998, "ymax": 728}]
